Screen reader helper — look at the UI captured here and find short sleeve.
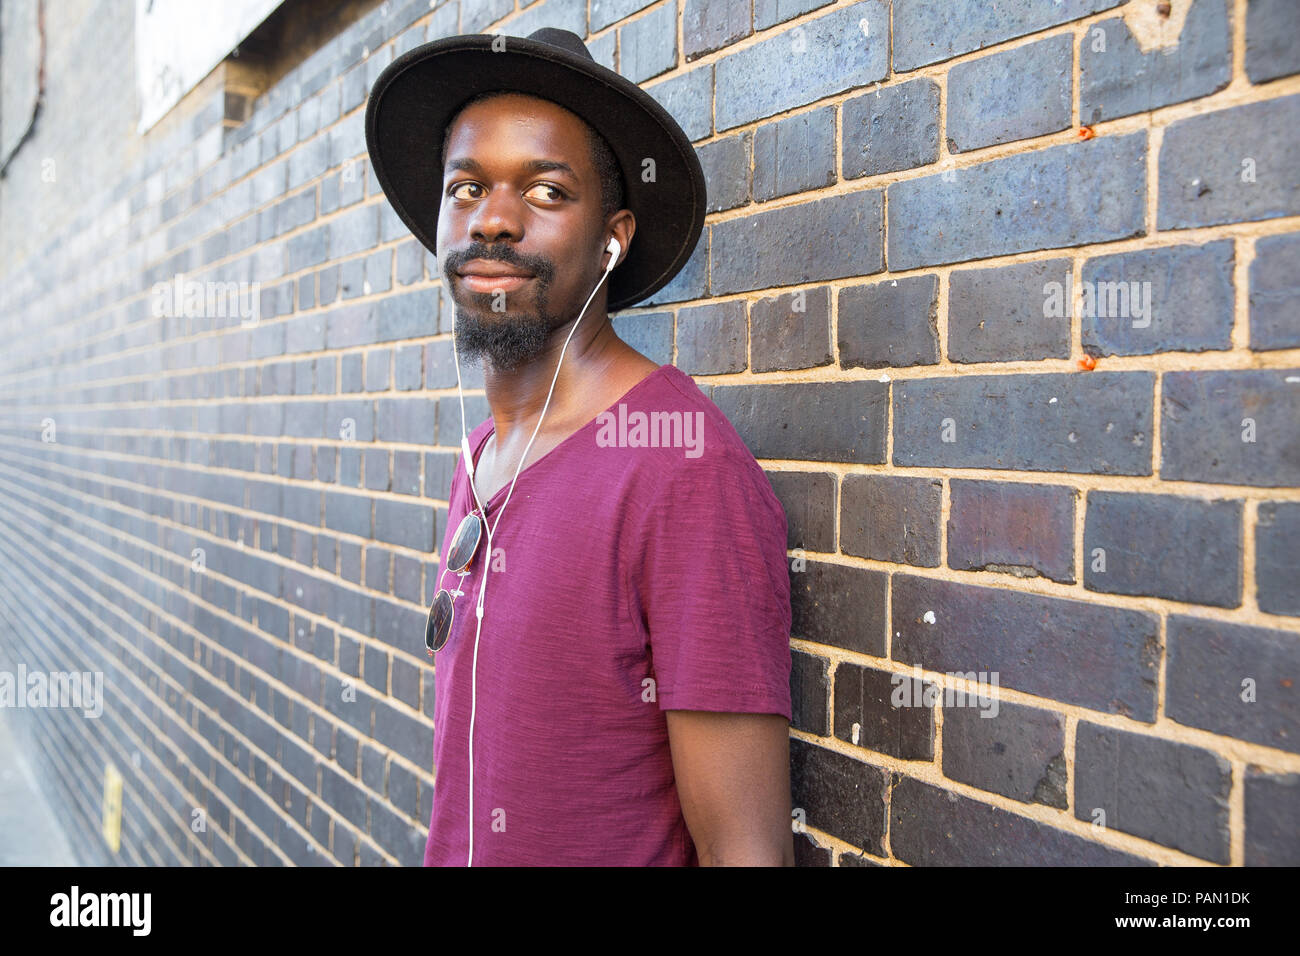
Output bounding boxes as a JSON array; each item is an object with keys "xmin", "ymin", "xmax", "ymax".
[{"xmin": 626, "ymin": 448, "xmax": 793, "ymax": 720}]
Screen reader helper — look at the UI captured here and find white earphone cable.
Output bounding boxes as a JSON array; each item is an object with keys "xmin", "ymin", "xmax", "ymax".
[{"xmin": 451, "ymin": 241, "xmax": 618, "ymax": 866}]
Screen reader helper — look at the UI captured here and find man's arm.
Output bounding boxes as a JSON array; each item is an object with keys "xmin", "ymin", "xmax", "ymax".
[{"xmin": 664, "ymin": 710, "xmax": 794, "ymax": 866}]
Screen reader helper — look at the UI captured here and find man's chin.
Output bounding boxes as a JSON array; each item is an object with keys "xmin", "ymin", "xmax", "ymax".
[{"xmin": 453, "ymin": 307, "xmax": 553, "ymax": 372}]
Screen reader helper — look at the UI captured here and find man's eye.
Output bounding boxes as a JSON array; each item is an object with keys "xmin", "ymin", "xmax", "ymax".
[
  {"xmin": 449, "ymin": 182, "xmax": 483, "ymax": 199},
  {"xmin": 525, "ymin": 183, "xmax": 564, "ymax": 201}
]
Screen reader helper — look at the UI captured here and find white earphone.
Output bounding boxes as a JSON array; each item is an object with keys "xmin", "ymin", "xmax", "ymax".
[{"xmin": 447, "ymin": 235, "xmax": 621, "ymax": 865}]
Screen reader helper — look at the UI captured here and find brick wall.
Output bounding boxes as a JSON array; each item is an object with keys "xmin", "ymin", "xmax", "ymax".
[{"xmin": 0, "ymin": 0, "xmax": 1296, "ymax": 866}]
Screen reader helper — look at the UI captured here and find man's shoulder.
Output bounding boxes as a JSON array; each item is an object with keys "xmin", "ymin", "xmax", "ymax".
[{"xmin": 612, "ymin": 365, "xmax": 780, "ymax": 505}]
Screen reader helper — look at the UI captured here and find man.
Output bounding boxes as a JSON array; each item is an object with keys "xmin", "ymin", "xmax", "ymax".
[{"xmin": 365, "ymin": 28, "xmax": 794, "ymax": 866}]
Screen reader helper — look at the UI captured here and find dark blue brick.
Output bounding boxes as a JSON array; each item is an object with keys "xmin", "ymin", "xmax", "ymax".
[
  {"xmin": 893, "ymin": 372, "xmax": 1154, "ymax": 476},
  {"xmin": 588, "ymin": 0, "xmax": 656, "ymax": 31},
  {"xmin": 330, "ymin": 204, "xmax": 379, "ymax": 259},
  {"xmin": 675, "ymin": 300, "xmax": 746, "ymax": 374},
  {"xmin": 790, "ymin": 650, "xmax": 830, "ymax": 736},
  {"xmin": 1081, "ymin": 239, "xmax": 1235, "ymax": 356},
  {"xmin": 392, "ymin": 551, "xmax": 422, "ymax": 601},
  {"xmin": 840, "ymin": 475, "xmax": 941, "ymax": 567},
  {"xmin": 1159, "ymin": 93, "xmax": 1300, "ymax": 229},
  {"xmin": 619, "ymin": 0, "xmax": 677, "ymax": 82},
  {"xmin": 838, "ymin": 274, "xmax": 939, "ymax": 369},
  {"xmin": 364, "ymin": 249, "xmax": 393, "ymax": 295},
  {"xmin": 365, "ymin": 349, "xmax": 390, "ymax": 392},
  {"xmin": 374, "ymin": 498, "xmax": 435, "ymax": 551},
  {"xmin": 711, "ymin": 191, "xmax": 883, "ymax": 295},
  {"xmin": 421, "ymin": 339, "xmax": 459, "ymax": 390},
  {"xmin": 889, "ymin": 131, "xmax": 1146, "ymax": 269},
  {"xmin": 1249, "ymin": 230, "xmax": 1300, "ymax": 351},
  {"xmin": 645, "ymin": 64, "xmax": 712, "ymax": 142},
  {"xmin": 893, "ymin": 574, "xmax": 1159, "ymax": 722},
  {"xmin": 287, "ymin": 226, "xmax": 329, "ymax": 273},
  {"xmin": 363, "ymin": 448, "xmax": 390, "ymax": 492},
  {"xmin": 755, "ymin": 0, "xmax": 832, "ymax": 30},
  {"xmin": 842, "ymin": 78, "xmax": 940, "ymax": 178},
  {"xmin": 948, "ymin": 35, "xmax": 1072, "ymax": 152},
  {"xmin": 319, "ymin": 265, "xmax": 340, "ymax": 306},
  {"xmin": 790, "ymin": 560, "xmax": 888, "ymax": 655},
  {"xmin": 1084, "ymin": 491, "xmax": 1242, "ymax": 608},
  {"xmin": 1081, "ymin": 0, "xmax": 1231, "ymax": 123},
  {"xmin": 698, "ymin": 131, "xmax": 752, "ymax": 213},
  {"xmin": 752, "ymin": 106, "xmax": 836, "ymax": 201},
  {"xmin": 327, "ymin": 302, "xmax": 377, "ymax": 350},
  {"xmin": 395, "ymin": 239, "xmax": 424, "ymax": 286},
  {"xmin": 948, "ymin": 258, "xmax": 1072, "ymax": 363},
  {"xmin": 943, "ymin": 700, "xmax": 1068, "ymax": 808},
  {"xmin": 1256, "ymin": 501, "xmax": 1300, "ymax": 616},
  {"xmin": 339, "ymin": 258, "xmax": 365, "ymax": 300},
  {"xmin": 766, "ymin": 471, "xmax": 836, "ymax": 552},
  {"xmin": 278, "ymin": 188, "xmax": 318, "ymax": 234},
  {"xmin": 282, "ymin": 485, "xmax": 322, "ymax": 526},
  {"xmin": 436, "ymin": 394, "xmax": 489, "ymax": 446},
  {"xmin": 683, "ymin": 0, "xmax": 751, "ymax": 60},
  {"xmin": 462, "ymin": 0, "xmax": 515, "ymax": 31},
  {"xmin": 833, "ymin": 663, "xmax": 935, "ymax": 760},
  {"xmin": 1166, "ymin": 614, "xmax": 1299, "ymax": 755},
  {"xmin": 750, "ymin": 287, "xmax": 832, "ymax": 372},
  {"xmin": 394, "ymin": 344, "xmax": 423, "ymax": 391},
  {"xmin": 715, "ymin": 2, "xmax": 889, "ymax": 131},
  {"xmin": 376, "ymin": 397, "xmax": 437, "ymax": 444},
  {"xmin": 1244, "ymin": 769, "xmax": 1300, "ymax": 866},
  {"xmin": 790, "ymin": 738, "xmax": 888, "ymax": 855},
  {"xmin": 712, "ymin": 380, "xmax": 888, "ymax": 463},
  {"xmin": 611, "ymin": 312, "xmax": 673, "ymax": 366},
  {"xmin": 324, "ymin": 491, "xmax": 371, "ymax": 538},
  {"xmin": 947, "ymin": 479, "xmax": 1077, "ymax": 584},
  {"xmin": 284, "ymin": 400, "xmax": 325, "ymax": 438},
  {"xmin": 1074, "ymin": 721, "xmax": 1231, "ymax": 863},
  {"xmin": 376, "ymin": 289, "xmax": 437, "ymax": 343},
  {"xmin": 1160, "ymin": 369, "xmax": 1300, "ymax": 487},
  {"xmin": 339, "ymin": 446, "xmax": 362, "ymax": 487},
  {"xmin": 340, "ymin": 353, "xmax": 363, "ymax": 393},
  {"xmin": 324, "ymin": 399, "xmax": 374, "ymax": 441},
  {"xmin": 374, "ymin": 593, "xmax": 424, "ymax": 652},
  {"xmin": 892, "ymin": 776, "xmax": 1151, "ymax": 866},
  {"xmin": 892, "ymin": 0, "xmax": 1124, "ymax": 71},
  {"xmin": 372, "ymin": 698, "xmax": 435, "ymax": 768},
  {"xmin": 1246, "ymin": 0, "xmax": 1300, "ymax": 84}
]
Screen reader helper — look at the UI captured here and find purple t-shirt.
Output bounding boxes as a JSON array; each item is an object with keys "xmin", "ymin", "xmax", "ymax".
[{"xmin": 422, "ymin": 363, "xmax": 792, "ymax": 866}]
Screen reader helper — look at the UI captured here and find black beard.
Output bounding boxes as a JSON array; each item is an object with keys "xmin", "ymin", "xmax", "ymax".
[{"xmin": 453, "ymin": 301, "xmax": 560, "ymax": 372}]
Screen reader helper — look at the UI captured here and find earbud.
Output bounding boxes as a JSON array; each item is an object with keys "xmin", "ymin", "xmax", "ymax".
[{"xmin": 604, "ymin": 237, "xmax": 621, "ymax": 273}]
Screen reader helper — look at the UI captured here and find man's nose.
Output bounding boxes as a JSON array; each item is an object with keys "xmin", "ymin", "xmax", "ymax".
[{"xmin": 467, "ymin": 187, "xmax": 524, "ymax": 245}]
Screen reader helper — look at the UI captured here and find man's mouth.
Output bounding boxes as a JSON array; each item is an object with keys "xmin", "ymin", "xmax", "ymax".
[
  {"xmin": 457, "ymin": 260, "xmax": 535, "ymax": 294},
  {"xmin": 458, "ymin": 273, "xmax": 533, "ymax": 293}
]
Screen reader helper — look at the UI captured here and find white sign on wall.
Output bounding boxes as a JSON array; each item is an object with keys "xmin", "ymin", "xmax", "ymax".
[{"xmin": 135, "ymin": 0, "xmax": 285, "ymax": 134}]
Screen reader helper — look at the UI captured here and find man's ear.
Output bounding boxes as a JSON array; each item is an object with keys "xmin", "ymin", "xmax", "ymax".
[{"xmin": 604, "ymin": 209, "xmax": 636, "ymax": 269}]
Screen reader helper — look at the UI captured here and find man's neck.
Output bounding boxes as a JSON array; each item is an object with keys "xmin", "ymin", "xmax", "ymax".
[{"xmin": 481, "ymin": 312, "xmax": 625, "ymax": 450}]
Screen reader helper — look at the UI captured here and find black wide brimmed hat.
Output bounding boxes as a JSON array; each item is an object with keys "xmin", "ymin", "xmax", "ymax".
[{"xmin": 364, "ymin": 27, "xmax": 707, "ymax": 312}]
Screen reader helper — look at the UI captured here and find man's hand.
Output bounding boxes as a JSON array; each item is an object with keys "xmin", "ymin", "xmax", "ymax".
[{"xmin": 664, "ymin": 710, "xmax": 794, "ymax": 866}]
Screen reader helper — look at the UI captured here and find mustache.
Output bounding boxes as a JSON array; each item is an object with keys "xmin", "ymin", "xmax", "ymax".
[{"xmin": 443, "ymin": 244, "xmax": 554, "ymax": 282}]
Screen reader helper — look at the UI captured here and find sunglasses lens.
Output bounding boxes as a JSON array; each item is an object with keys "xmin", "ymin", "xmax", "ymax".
[
  {"xmin": 446, "ymin": 512, "xmax": 483, "ymax": 573},
  {"xmin": 426, "ymin": 590, "xmax": 456, "ymax": 653}
]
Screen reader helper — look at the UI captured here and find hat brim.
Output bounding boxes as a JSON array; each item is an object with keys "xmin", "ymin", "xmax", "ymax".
[{"xmin": 364, "ymin": 33, "xmax": 706, "ymax": 312}]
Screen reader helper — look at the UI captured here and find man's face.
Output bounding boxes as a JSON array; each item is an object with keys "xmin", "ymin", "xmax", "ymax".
[{"xmin": 437, "ymin": 92, "xmax": 611, "ymax": 371}]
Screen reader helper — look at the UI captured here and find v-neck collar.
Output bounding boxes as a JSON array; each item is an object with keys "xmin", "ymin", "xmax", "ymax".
[{"xmin": 462, "ymin": 363, "xmax": 674, "ymax": 516}]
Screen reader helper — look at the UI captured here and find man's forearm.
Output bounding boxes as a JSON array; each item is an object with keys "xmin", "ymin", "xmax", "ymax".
[{"xmin": 698, "ymin": 833, "xmax": 795, "ymax": 866}]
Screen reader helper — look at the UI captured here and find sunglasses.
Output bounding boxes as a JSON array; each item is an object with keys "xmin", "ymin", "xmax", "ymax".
[{"xmin": 424, "ymin": 508, "xmax": 486, "ymax": 655}]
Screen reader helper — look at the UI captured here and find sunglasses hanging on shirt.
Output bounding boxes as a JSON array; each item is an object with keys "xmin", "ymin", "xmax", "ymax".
[{"xmin": 424, "ymin": 507, "xmax": 485, "ymax": 654}]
